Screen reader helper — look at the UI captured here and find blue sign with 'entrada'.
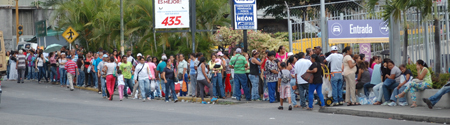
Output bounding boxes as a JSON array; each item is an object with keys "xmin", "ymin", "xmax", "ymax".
[
  {"xmin": 328, "ymin": 20, "xmax": 389, "ymax": 39},
  {"xmin": 234, "ymin": 0, "xmax": 257, "ymax": 30}
]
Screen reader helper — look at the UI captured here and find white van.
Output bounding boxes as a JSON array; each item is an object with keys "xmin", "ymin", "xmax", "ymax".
[{"xmin": 17, "ymin": 42, "xmax": 38, "ymax": 51}]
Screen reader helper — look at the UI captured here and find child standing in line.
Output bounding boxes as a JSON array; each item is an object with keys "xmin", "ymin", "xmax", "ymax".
[
  {"xmin": 278, "ymin": 62, "xmax": 292, "ymax": 110},
  {"xmin": 117, "ymin": 70, "xmax": 125, "ymax": 101}
]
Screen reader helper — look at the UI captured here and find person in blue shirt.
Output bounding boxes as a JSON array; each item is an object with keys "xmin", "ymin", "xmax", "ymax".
[
  {"xmin": 92, "ymin": 52, "xmax": 102, "ymax": 90},
  {"xmin": 156, "ymin": 55, "xmax": 168, "ymax": 97}
]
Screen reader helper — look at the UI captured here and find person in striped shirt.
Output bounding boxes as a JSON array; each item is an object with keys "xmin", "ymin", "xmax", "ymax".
[
  {"xmin": 16, "ymin": 50, "xmax": 27, "ymax": 83},
  {"xmin": 65, "ymin": 57, "xmax": 78, "ymax": 91}
]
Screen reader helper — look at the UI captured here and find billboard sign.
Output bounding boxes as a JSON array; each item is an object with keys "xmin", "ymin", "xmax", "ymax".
[{"xmin": 155, "ymin": 0, "xmax": 190, "ymax": 29}]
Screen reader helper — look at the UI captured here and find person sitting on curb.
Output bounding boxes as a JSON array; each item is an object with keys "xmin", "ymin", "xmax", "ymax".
[
  {"xmin": 396, "ymin": 60, "xmax": 433, "ymax": 108},
  {"xmin": 387, "ymin": 64, "xmax": 411, "ymax": 107},
  {"xmin": 423, "ymin": 81, "xmax": 450, "ymax": 109},
  {"xmin": 381, "ymin": 60, "xmax": 402, "ymax": 106}
]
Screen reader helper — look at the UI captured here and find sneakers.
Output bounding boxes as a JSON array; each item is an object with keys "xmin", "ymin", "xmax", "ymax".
[
  {"xmin": 288, "ymin": 105, "xmax": 292, "ymax": 111},
  {"xmin": 231, "ymin": 96, "xmax": 236, "ymax": 100},
  {"xmin": 165, "ymin": 100, "xmax": 169, "ymax": 103},
  {"xmin": 388, "ymin": 102, "xmax": 397, "ymax": 107},
  {"xmin": 202, "ymin": 101, "xmax": 208, "ymax": 104},
  {"xmin": 381, "ymin": 102, "xmax": 390, "ymax": 106},
  {"xmin": 339, "ymin": 101, "xmax": 344, "ymax": 105},
  {"xmin": 211, "ymin": 97, "xmax": 218, "ymax": 102},
  {"xmin": 398, "ymin": 102, "xmax": 409, "ymax": 106},
  {"xmin": 174, "ymin": 100, "xmax": 178, "ymax": 103}
]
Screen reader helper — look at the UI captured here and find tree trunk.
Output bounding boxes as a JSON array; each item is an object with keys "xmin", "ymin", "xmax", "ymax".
[
  {"xmin": 434, "ymin": 19, "xmax": 441, "ymax": 76},
  {"xmin": 403, "ymin": 28, "xmax": 408, "ymax": 65}
]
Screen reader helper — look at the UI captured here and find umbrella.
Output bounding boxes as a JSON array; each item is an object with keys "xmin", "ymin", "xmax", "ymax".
[{"xmin": 44, "ymin": 44, "xmax": 63, "ymax": 53}]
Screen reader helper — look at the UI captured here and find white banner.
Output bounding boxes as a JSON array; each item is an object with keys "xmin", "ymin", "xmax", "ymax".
[{"xmin": 155, "ymin": 0, "xmax": 190, "ymax": 29}]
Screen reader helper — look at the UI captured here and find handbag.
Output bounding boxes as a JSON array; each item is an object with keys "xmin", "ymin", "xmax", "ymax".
[
  {"xmin": 182, "ymin": 81, "xmax": 188, "ymax": 92},
  {"xmin": 301, "ymin": 72, "xmax": 314, "ymax": 83}
]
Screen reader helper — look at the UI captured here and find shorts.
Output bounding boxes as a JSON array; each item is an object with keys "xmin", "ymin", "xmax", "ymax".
[{"xmin": 279, "ymin": 84, "xmax": 291, "ymax": 99}]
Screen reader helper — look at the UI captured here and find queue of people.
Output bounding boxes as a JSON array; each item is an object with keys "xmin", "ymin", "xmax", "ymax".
[{"xmin": 4, "ymin": 44, "xmax": 450, "ymax": 110}]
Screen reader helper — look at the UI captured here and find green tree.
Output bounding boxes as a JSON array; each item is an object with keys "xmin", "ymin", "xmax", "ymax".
[{"xmin": 368, "ymin": 0, "xmax": 434, "ymax": 68}]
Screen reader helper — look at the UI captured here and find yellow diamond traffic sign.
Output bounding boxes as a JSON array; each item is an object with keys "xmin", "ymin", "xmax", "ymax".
[{"xmin": 62, "ymin": 26, "xmax": 79, "ymax": 43}]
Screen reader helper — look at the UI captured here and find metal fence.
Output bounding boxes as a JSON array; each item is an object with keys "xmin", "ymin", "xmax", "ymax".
[{"xmin": 286, "ymin": 0, "xmax": 450, "ymax": 73}]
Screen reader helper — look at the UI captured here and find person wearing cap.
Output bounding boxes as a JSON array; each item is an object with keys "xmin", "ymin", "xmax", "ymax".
[
  {"xmin": 229, "ymin": 48, "xmax": 251, "ymax": 101},
  {"xmin": 249, "ymin": 50, "xmax": 262, "ymax": 101},
  {"xmin": 156, "ymin": 54, "xmax": 168, "ymax": 97},
  {"xmin": 59, "ymin": 52, "xmax": 68, "ymax": 87},
  {"xmin": 324, "ymin": 46, "xmax": 344, "ymax": 106},
  {"xmin": 98, "ymin": 54, "xmax": 109, "ymax": 98},
  {"xmin": 135, "ymin": 53, "xmax": 143, "ymax": 66},
  {"xmin": 120, "ymin": 55, "xmax": 135, "ymax": 99}
]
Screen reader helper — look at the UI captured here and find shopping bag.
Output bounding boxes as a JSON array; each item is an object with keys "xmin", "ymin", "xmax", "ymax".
[
  {"xmin": 127, "ymin": 88, "xmax": 131, "ymax": 95},
  {"xmin": 182, "ymin": 81, "xmax": 188, "ymax": 92},
  {"xmin": 150, "ymin": 80, "xmax": 156, "ymax": 92},
  {"xmin": 175, "ymin": 82, "xmax": 181, "ymax": 91},
  {"xmin": 322, "ymin": 76, "xmax": 332, "ymax": 98}
]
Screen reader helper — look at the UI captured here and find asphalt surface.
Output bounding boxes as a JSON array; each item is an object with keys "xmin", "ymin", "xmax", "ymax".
[{"xmin": 0, "ymin": 80, "xmax": 437, "ymax": 125}]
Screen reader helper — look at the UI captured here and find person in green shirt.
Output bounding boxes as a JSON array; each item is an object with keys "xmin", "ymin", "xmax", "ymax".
[
  {"xmin": 229, "ymin": 48, "xmax": 250, "ymax": 101},
  {"xmin": 120, "ymin": 56, "xmax": 135, "ymax": 99},
  {"xmin": 396, "ymin": 60, "xmax": 433, "ymax": 108}
]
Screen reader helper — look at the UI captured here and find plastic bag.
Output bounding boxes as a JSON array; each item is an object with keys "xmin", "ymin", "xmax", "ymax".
[
  {"xmin": 322, "ymin": 76, "xmax": 332, "ymax": 98},
  {"xmin": 368, "ymin": 91, "xmax": 376, "ymax": 104}
]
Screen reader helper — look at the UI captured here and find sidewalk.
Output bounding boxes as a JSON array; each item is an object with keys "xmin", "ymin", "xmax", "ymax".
[{"xmin": 319, "ymin": 105, "xmax": 450, "ymax": 123}]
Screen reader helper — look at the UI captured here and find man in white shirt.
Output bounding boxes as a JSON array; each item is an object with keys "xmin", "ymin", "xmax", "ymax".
[
  {"xmin": 324, "ymin": 46, "xmax": 344, "ymax": 106},
  {"xmin": 126, "ymin": 50, "xmax": 136, "ymax": 66},
  {"xmin": 294, "ymin": 52, "xmax": 312, "ymax": 108}
]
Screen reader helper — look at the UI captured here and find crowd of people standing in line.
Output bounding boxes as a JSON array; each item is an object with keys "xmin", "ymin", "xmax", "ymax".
[{"xmin": 4, "ymin": 44, "xmax": 450, "ymax": 109}]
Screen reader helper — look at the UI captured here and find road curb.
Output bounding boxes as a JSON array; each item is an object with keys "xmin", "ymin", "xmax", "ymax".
[
  {"xmin": 319, "ymin": 107, "xmax": 450, "ymax": 123},
  {"xmin": 74, "ymin": 86, "xmax": 99, "ymax": 92}
]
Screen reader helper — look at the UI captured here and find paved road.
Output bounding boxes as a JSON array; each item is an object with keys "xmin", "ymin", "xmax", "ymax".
[{"xmin": 0, "ymin": 81, "xmax": 435, "ymax": 125}]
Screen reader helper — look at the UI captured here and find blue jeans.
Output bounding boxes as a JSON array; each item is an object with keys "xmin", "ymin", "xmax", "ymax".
[
  {"xmin": 37, "ymin": 66, "xmax": 48, "ymax": 82},
  {"xmin": 290, "ymin": 78, "xmax": 297, "ymax": 105},
  {"xmin": 101, "ymin": 77, "xmax": 107, "ymax": 97},
  {"xmin": 154, "ymin": 80, "xmax": 161, "ymax": 97},
  {"xmin": 248, "ymin": 74, "xmax": 260, "ymax": 100},
  {"xmin": 429, "ymin": 85, "xmax": 450, "ymax": 106},
  {"xmin": 297, "ymin": 84, "xmax": 309, "ymax": 107},
  {"xmin": 212, "ymin": 73, "xmax": 225, "ymax": 98},
  {"xmin": 27, "ymin": 66, "xmax": 33, "ymax": 80},
  {"xmin": 309, "ymin": 83, "xmax": 325, "ymax": 108},
  {"xmin": 159, "ymin": 74, "xmax": 166, "ymax": 96},
  {"xmin": 267, "ymin": 82, "xmax": 277, "ymax": 103},
  {"xmin": 165, "ymin": 79, "xmax": 177, "ymax": 101},
  {"xmin": 179, "ymin": 73, "xmax": 189, "ymax": 96},
  {"xmin": 390, "ymin": 85, "xmax": 407, "ymax": 102},
  {"xmin": 139, "ymin": 79, "xmax": 151, "ymax": 99},
  {"xmin": 123, "ymin": 78, "xmax": 134, "ymax": 98},
  {"xmin": 92, "ymin": 72, "xmax": 98, "ymax": 87},
  {"xmin": 331, "ymin": 73, "xmax": 344, "ymax": 103},
  {"xmin": 363, "ymin": 83, "xmax": 375, "ymax": 97},
  {"xmin": 190, "ymin": 74, "xmax": 197, "ymax": 96},
  {"xmin": 50, "ymin": 66, "xmax": 57, "ymax": 82},
  {"xmin": 59, "ymin": 68, "xmax": 67, "ymax": 85},
  {"xmin": 77, "ymin": 68, "xmax": 85, "ymax": 86},
  {"xmin": 233, "ymin": 74, "xmax": 251, "ymax": 101},
  {"xmin": 383, "ymin": 78, "xmax": 398, "ymax": 101}
]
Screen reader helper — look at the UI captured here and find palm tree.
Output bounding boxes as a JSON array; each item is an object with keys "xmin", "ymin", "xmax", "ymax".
[{"xmin": 368, "ymin": 0, "xmax": 434, "ymax": 68}]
